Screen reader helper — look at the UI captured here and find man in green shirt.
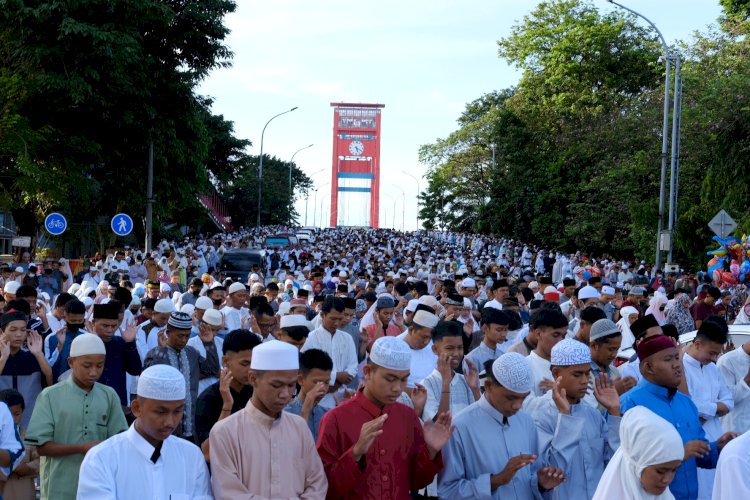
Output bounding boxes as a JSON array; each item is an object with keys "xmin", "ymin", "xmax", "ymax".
[{"xmin": 25, "ymin": 333, "xmax": 127, "ymax": 499}]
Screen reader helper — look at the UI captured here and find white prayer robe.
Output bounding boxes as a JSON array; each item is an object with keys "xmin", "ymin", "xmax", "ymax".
[
  {"xmin": 219, "ymin": 306, "xmax": 250, "ymax": 332},
  {"xmin": 523, "ymin": 351, "xmax": 553, "ymax": 411},
  {"xmin": 45, "ymin": 312, "xmax": 64, "ymax": 335},
  {"xmin": 712, "ymin": 428, "xmax": 750, "ymax": 499},
  {"xmin": 396, "ymin": 332, "xmax": 437, "ymax": 388},
  {"xmin": 717, "ymin": 346, "xmax": 750, "ymax": 434},
  {"xmin": 683, "ymin": 352, "xmax": 734, "ymax": 500},
  {"xmin": 618, "ymin": 358, "xmax": 643, "ymax": 384},
  {"xmin": 301, "ymin": 326, "xmax": 357, "ymax": 409},
  {"xmin": 77, "ymin": 424, "xmax": 212, "ymax": 500},
  {"xmin": 483, "ymin": 299, "xmax": 503, "ymax": 311},
  {"xmin": 438, "ymin": 397, "xmax": 545, "ymax": 500},
  {"xmin": 527, "ymin": 392, "xmax": 620, "ymax": 500},
  {"xmin": 141, "ymin": 323, "xmax": 169, "ymax": 353}
]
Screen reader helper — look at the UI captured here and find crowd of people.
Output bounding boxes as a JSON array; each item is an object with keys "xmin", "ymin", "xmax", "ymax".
[{"xmin": 0, "ymin": 226, "xmax": 748, "ymax": 499}]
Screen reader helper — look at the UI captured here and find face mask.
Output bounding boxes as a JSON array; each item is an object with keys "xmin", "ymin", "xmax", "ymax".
[
  {"xmin": 212, "ymin": 299, "xmax": 223, "ymax": 306},
  {"xmin": 66, "ymin": 322, "xmax": 85, "ymax": 332}
]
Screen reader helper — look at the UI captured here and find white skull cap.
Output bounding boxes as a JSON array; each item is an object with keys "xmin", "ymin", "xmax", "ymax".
[
  {"xmin": 370, "ymin": 336, "xmax": 411, "ymax": 371},
  {"xmin": 137, "ymin": 365, "xmax": 186, "ymax": 401}
]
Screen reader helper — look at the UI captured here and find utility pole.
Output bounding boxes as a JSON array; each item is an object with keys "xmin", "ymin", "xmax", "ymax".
[{"xmin": 145, "ymin": 139, "xmax": 154, "ymax": 252}]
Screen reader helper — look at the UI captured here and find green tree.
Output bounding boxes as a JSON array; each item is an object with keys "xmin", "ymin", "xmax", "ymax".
[
  {"xmin": 223, "ymin": 154, "xmax": 312, "ymax": 228},
  {"xmin": 0, "ymin": 0, "xmax": 237, "ymax": 250},
  {"xmin": 420, "ymin": 0, "xmax": 664, "ymax": 259},
  {"xmin": 721, "ymin": 0, "xmax": 750, "ymax": 19}
]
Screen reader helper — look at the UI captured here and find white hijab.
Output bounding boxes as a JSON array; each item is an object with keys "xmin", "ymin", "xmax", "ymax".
[
  {"xmin": 593, "ymin": 406, "xmax": 683, "ymax": 500},
  {"xmin": 735, "ymin": 298, "xmax": 750, "ymax": 325},
  {"xmin": 617, "ymin": 306, "xmax": 639, "ymax": 353}
]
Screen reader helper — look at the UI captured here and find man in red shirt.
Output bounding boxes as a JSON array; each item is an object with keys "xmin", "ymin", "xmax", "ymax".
[
  {"xmin": 690, "ymin": 286, "xmax": 721, "ymax": 329},
  {"xmin": 316, "ymin": 336, "xmax": 453, "ymax": 499}
]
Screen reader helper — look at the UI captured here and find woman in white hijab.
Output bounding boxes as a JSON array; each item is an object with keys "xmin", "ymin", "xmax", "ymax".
[
  {"xmin": 645, "ymin": 293, "xmax": 669, "ymax": 325},
  {"xmin": 593, "ymin": 406, "xmax": 683, "ymax": 500},
  {"xmin": 733, "ymin": 296, "xmax": 750, "ymax": 325},
  {"xmin": 617, "ymin": 305, "xmax": 640, "ymax": 353}
]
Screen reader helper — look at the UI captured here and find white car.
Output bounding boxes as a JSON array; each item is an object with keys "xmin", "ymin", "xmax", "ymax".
[
  {"xmin": 679, "ymin": 323, "xmax": 750, "ymax": 348},
  {"xmin": 615, "ymin": 323, "xmax": 750, "ymax": 365}
]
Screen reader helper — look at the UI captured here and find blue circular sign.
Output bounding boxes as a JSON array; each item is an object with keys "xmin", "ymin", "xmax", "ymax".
[
  {"xmin": 44, "ymin": 213, "xmax": 67, "ymax": 236},
  {"xmin": 111, "ymin": 213, "xmax": 134, "ymax": 236}
]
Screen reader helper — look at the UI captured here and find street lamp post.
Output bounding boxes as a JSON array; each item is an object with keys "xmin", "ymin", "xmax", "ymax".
[
  {"xmin": 313, "ymin": 182, "xmax": 329, "ymax": 229},
  {"xmin": 401, "ymin": 170, "xmax": 421, "ymax": 230},
  {"xmin": 384, "ymin": 194, "xmax": 397, "ymax": 229},
  {"xmin": 391, "ymin": 184, "xmax": 405, "ymax": 231},
  {"xmin": 305, "ymin": 168, "xmax": 325, "ymax": 226},
  {"xmin": 257, "ymin": 106, "xmax": 298, "ymax": 228},
  {"xmin": 290, "ymin": 144, "xmax": 314, "ymax": 192},
  {"xmin": 667, "ymin": 55, "xmax": 682, "ymax": 264},
  {"xmin": 607, "ymin": 0, "xmax": 681, "ymax": 270},
  {"xmin": 319, "ymin": 194, "xmax": 330, "ymax": 228}
]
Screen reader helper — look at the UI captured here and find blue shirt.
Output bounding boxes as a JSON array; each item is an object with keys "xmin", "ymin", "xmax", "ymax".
[
  {"xmin": 438, "ymin": 396, "xmax": 545, "ymax": 500},
  {"xmin": 620, "ymin": 379, "xmax": 718, "ymax": 500},
  {"xmin": 284, "ymin": 398, "xmax": 328, "ymax": 443}
]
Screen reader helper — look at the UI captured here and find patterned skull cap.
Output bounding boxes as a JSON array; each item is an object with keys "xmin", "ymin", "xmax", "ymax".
[
  {"xmin": 551, "ymin": 338, "xmax": 592, "ymax": 366},
  {"xmin": 492, "ymin": 352, "xmax": 533, "ymax": 394}
]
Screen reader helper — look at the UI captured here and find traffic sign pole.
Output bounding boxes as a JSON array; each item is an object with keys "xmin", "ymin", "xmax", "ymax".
[{"xmin": 708, "ymin": 209, "xmax": 737, "ymax": 239}]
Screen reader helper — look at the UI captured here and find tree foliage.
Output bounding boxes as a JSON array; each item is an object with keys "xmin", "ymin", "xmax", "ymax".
[
  {"xmin": 419, "ymin": 0, "xmax": 750, "ymax": 269},
  {"xmin": 0, "ymin": 0, "xmax": 304, "ymax": 252},
  {"xmin": 223, "ymin": 155, "xmax": 313, "ymax": 229}
]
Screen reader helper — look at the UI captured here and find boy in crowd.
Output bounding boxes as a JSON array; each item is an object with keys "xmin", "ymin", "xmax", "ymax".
[
  {"xmin": 528, "ymin": 338, "xmax": 621, "ymax": 499},
  {"xmin": 422, "ymin": 320, "xmax": 480, "ymax": 423},
  {"xmin": 0, "ymin": 389, "xmax": 36, "ymax": 497},
  {"xmin": 465, "ymin": 308, "xmax": 510, "ymax": 370},
  {"xmin": 284, "ymin": 348, "xmax": 333, "ymax": 442},
  {"xmin": 277, "ymin": 314, "xmax": 312, "ymax": 350},
  {"xmin": 195, "ymin": 329, "xmax": 261, "ymax": 461},
  {"xmin": 0, "ymin": 306, "xmax": 52, "ymax": 429}
]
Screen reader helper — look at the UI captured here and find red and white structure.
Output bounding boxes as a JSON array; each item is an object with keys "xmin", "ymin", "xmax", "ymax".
[{"xmin": 329, "ymin": 102, "xmax": 384, "ymax": 228}]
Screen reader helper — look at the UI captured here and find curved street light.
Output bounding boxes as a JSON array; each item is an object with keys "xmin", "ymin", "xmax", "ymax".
[
  {"xmin": 304, "ymin": 168, "xmax": 325, "ymax": 226},
  {"xmin": 290, "ymin": 143, "xmax": 314, "ymax": 192},
  {"xmin": 257, "ymin": 106, "xmax": 298, "ymax": 227},
  {"xmin": 402, "ymin": 170, "xmax": 421, "ymax": 230},
  {"xmin": 383, "ymin": 194, "xmax": 398, "ymax": 230},
  {"xmin": 312, "ymin": 182, "xmax": 329, "ymax": 230},
  {"xmin": 391, "ymin": 184, "xmax": 405, "ymax": 232},
  {"xmin": 607, "ymin": 0, "xmax": 680, "ymax": 269}
]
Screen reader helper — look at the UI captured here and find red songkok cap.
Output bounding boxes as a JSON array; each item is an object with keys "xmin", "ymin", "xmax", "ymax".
[{"xmin": 636, "ymin": 334, "xmax": 676, "ymax": 361}]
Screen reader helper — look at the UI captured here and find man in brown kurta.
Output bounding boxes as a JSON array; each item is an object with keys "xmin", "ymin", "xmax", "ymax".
[{"xmin": 209, "ymin": 340, "xmax": 327, "ymax": 499}]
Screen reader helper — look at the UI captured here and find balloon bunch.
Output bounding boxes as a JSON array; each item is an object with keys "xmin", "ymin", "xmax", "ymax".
[
  {"xmin": 575, "ymin": 263, "xmax": 602, "ymax": 282},
  {"xmin": 706, "ymin": 234, "xmax": 750, "ymax": 288}
]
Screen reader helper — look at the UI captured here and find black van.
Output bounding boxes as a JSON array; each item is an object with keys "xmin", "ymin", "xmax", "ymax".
[{"xmin": 218, "ymin": 249, "xmax": 267, "ymax": 283}]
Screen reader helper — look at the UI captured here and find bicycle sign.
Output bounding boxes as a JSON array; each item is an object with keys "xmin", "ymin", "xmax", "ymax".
[
  {"xmin": 111, "ymin": 213, "xmax": 133, "ymax": 236},
  {"xmin": 44, "ymin": 213, "xmax": 67, "ymax": 236}
]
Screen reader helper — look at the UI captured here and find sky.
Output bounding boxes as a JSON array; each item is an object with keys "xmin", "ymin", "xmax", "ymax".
[{"xmin": 198, "ymin": 0, "xmax": 724, "ymax": 231}]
